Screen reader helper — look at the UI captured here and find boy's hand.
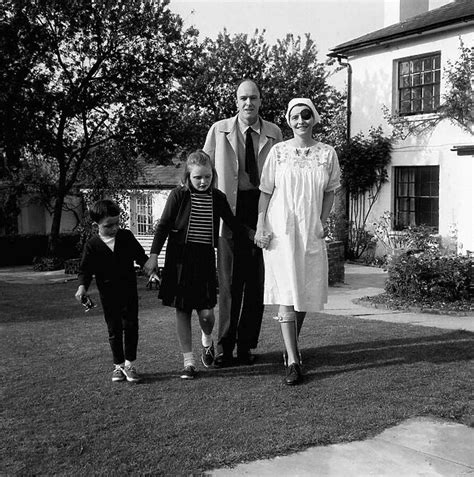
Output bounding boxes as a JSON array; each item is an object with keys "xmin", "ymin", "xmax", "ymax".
[{"xmin": 75, "ymin": 285, "xmax": 87, "ymax": 303}]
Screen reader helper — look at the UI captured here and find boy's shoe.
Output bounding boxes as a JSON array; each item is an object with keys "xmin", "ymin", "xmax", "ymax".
[
  {"xmin": 201, "ymin": 342, "xmax": 215, "ymax": 368},
  {"xmin": 122, "ymin": 365, "xmax": 142, "ymax": 383},
  {"xmin": 180, "ymin": 365, "xmax": 197, "ymax": 379},
  {"xmin": 112, "ymin": 367, "xmax": 125, "ymax": 382}
]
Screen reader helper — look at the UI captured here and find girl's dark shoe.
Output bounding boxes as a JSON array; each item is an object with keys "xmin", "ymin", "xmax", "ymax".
[{"xmin": 284, "ymin": 363, "xmax": 302, "ymax": 385}]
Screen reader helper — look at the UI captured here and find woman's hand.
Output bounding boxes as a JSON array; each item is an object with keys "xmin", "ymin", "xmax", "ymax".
[{"xmin": 254, "ymin": 229, "xmax": 272, "ymax": 249}]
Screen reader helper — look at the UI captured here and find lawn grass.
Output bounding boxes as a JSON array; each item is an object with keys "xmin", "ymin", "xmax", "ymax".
[{"xmin": 1, "ymin": 277, "xmax": 473, "ymax": 475}]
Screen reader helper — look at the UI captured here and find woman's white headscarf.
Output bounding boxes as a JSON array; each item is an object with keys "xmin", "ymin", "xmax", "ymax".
[{"xmin": 285, "ymin": 98, "xmax": 321, "ymax": 126}]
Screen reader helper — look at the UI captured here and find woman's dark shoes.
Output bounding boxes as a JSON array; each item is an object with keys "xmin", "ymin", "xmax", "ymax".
[{"xmin": 284, "ymin": 363, "xmax": 302, "ymax": 385}]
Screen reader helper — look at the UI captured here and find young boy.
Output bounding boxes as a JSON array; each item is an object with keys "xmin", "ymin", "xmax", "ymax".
[{"xmin": 75, "ymin": 199, "xmax": 148, "ymax": 383}]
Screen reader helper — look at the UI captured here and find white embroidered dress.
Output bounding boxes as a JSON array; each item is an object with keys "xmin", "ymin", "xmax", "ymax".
[{"xmin": 259, "ymin": 141, "xmax": 341, "ymax": 312}]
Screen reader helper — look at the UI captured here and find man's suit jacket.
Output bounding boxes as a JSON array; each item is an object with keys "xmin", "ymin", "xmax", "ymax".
[{"xmin": 203, "ymin": 115, "xmax": 283, "ymax": 236}]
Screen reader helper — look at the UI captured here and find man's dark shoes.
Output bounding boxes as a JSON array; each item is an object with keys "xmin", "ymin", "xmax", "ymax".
[
  {"xmin": 284, "ymin": 363, "xmax": 302, "ymax": 385},
  {"xmin": 213, "ymin": 354, "xmax": 234, "ymax": 368},
  {"xmin": 237, "ymin": 349, "xmax": 256, "ymax": 366}
]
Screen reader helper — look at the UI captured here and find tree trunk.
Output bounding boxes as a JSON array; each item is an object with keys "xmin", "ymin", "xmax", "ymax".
[{"xmin": 48, "ymin": 194, "xmax": 65, "ymax": 256}]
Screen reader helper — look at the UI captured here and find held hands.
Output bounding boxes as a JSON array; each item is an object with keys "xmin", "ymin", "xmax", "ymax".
[
  {"xmin": 143, "ymin": 255, "xmax": 158, "ymax": 276},
  {"xmin": 254, "ymin": 229, "xmax": 272, "ymax": 249}
]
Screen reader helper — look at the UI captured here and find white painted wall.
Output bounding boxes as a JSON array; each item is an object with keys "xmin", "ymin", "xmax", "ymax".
[
  {"xmin": 346, "ymin": 24, "xmax": 474, "ymax": 254},
  {"xmin": 17, "ymin": 194, "xmax": 83, "ymax": 235}
]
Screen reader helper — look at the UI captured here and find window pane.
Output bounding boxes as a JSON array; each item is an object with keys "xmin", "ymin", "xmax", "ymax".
[
  {"xmin": 400, "ymin": 101, "xmax": 411, "ymax": 113},
  {"xmin": 423, "ymin": 98, "xmax": 434, "ymax": 112},
  {"xmin": 401, "ymin": 76, "xmax": 411, "ymax": 87},
  {"xmin": 413, "ymin": 87, "xmax": 422, "ymax": 99},
  {"xmin": 401, "ymin": 88, "xmax": 411, "ymax": 100},
  {"xmin": 412, "ymin": 73, "xmax": 421, "ymax": 86},
  {"xmin": 423, "ymin": 72, "xmax": 433, "ymax": 84},
  {"xmin": 413, "ymin": 59, "xmax": 422, "ymax": 72},
  {"xmin": 400, "ymin": 61, "xmax": 410, "ymax": 75}
]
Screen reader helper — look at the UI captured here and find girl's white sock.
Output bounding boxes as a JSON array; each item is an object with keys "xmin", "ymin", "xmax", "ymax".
[{"xmin": 183, "ymin": 352, "xmax": 195, "ymax": 368}]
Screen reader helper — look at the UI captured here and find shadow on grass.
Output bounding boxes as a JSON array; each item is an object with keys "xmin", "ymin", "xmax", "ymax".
[{"xmin": 178, "ymin": 330, "xmax": 474, "ymax": 383}]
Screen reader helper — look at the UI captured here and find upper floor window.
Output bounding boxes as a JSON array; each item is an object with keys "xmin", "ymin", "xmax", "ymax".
[
  {"xmin": 135, "ymin": 194, "xmax": 153, "ymax": 235},
  {"xmin": 394, "ymin": 166, "xmax": 439, "ymax": 231},
  {"xmin": 398, "ymin": 53, "xmax": 440, "ymax": 116}
]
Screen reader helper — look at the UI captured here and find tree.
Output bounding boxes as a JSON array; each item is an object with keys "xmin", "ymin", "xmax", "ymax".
[
  {"xmin": 0, "ymin": 4, "xmax": 54, "ymax": 233},
  {"xmin": 179, "ymin": 30, "xmax": 346, "ymax": 153},
  {"xmin": 1, "ymin": 0, "xmax": 199, "ymax": 253}
]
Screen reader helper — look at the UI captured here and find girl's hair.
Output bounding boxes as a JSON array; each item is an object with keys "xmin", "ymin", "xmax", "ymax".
[
  {"xmin": 181, "ymin": 150, "xmax": 217, "ymax": 189},
  {"xmin": 89, "ymin": 199, "xmax": 121, "ymax": 223}
]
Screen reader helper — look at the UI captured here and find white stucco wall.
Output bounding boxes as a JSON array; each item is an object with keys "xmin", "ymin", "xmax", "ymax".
[
  {"xmin": 17, "ymin": 194, "xmax": 83, "ymax": 235},
  {"xmin": 346, "ymin": 24, "xmax": 474, "ymax": 254}
]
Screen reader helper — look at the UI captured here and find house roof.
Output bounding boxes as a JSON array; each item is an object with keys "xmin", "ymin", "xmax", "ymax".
[
  {"xmin": 136, "ymin": 161, "xmax": 183, "ymax": 189},
  {"xmin": 329, "ymin": 0, "xmax": 474, "ymax": 57}
]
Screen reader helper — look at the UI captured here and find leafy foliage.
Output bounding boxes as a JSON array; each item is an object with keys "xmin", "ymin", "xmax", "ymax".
[
  {"xmin": 179, "ymin": 30, "xmax": 346, "ymax": 154},
  {"xmin": 373, "ymin": 211, "xmax": 440, "ymax": 259},
  {"xmin": 379, "ymin": 222, "xmax": 472, "ymax": 302},
  {"xmin": 385, "ymin": 251, "xmax": 471, "ymax": 302},
  {"xmin": 1, "ymin": 0, "xmax": 199, "ymax": 252},
  {"xmin": 337, "ymin": 127, "xmax": 392, "ymax": 259},
  {"xmin": 441, "ymin": 40, "xmax": 474, "ymax": 129}
]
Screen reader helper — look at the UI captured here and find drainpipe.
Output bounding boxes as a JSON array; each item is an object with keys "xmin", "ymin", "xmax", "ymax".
[
  {"xmin": 336, "ymin": 55, "xmax": 352, "ymax": 233},
  {"xmin": 336, "ymin": 55, "xmax": 352, "ymax": 143}
]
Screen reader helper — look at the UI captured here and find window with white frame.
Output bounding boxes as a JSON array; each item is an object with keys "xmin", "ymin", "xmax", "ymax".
[
  {"xmin": 135, "ymin": 193, "xmax": 153, "ymax": 235},
  {"xmin": 397, "ymin": 52, "xmax": 441, "ymax": 116},
  {"xmin": 394, "ymin": 166, "xmax": 439, "ymax": 231}
]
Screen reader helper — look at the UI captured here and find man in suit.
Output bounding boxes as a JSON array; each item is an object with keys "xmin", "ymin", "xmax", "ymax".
[{"xmin": 203, "ymin": 79, "xmax": 283, "ymax": 366}]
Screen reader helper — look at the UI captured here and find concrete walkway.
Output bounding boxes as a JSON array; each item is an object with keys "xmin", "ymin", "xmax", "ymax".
[
  {"xmin": 211, "ymin": 417, "xmax": 474, "ymax": 477},
  {"xmin": 1, "ymin": 263, "xmax": 473, "ymax": 476}
]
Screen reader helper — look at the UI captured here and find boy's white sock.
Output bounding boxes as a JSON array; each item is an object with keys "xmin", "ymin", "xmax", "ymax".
[
  {"xmin": 183, "ymin": 352, "xmax": 195, "ymax": 368},
  {"xmin": 124, "ymin": 360, "xmax": 135, "ymax": 368},
  {"xmin": 115, "ymin": 363, "xmax": 125, "ymax": 369},
  {"xmin": 201, "ymin": 331, "xmax": 213, "ymax": 347}
]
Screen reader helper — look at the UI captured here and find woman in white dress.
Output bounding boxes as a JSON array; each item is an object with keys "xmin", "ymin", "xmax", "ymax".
[{"xmin": 254, "ymin": 98, "xmax": 341, "ymax": 385}]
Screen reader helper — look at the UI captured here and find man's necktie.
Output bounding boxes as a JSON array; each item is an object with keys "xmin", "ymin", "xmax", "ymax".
[{"xmin": 245, "ymin": 128, "xmax": 259, "ymax": 187}]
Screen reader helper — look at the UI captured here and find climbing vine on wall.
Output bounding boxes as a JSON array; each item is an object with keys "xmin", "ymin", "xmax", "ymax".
[
  {"xmin": 384, "ymin": 41, "xmax": 473, "ymax": 139},
  {"xmin": 337, "ymin": 127, "xmax": 392, "ymax": 259}
]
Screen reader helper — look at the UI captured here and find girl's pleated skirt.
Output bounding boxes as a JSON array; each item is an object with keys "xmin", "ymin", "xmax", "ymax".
[{"xmin": 159, "ymin": 242, "xmax": 217, "ymax": 312}]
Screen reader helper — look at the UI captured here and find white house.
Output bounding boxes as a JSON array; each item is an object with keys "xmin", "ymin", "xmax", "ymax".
[
  {"xmin": 126, "ymin": 161, "xmax": 183, "ymax": 264},
  {"xmin": 329, "ymin": 0, "xmax": 474, "ymax": 256}
]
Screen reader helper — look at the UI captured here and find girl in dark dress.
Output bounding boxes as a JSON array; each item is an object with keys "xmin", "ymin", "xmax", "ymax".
[{"xmin": 145, "ymin": 150, "xmax": 256, "ymax": 379}]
